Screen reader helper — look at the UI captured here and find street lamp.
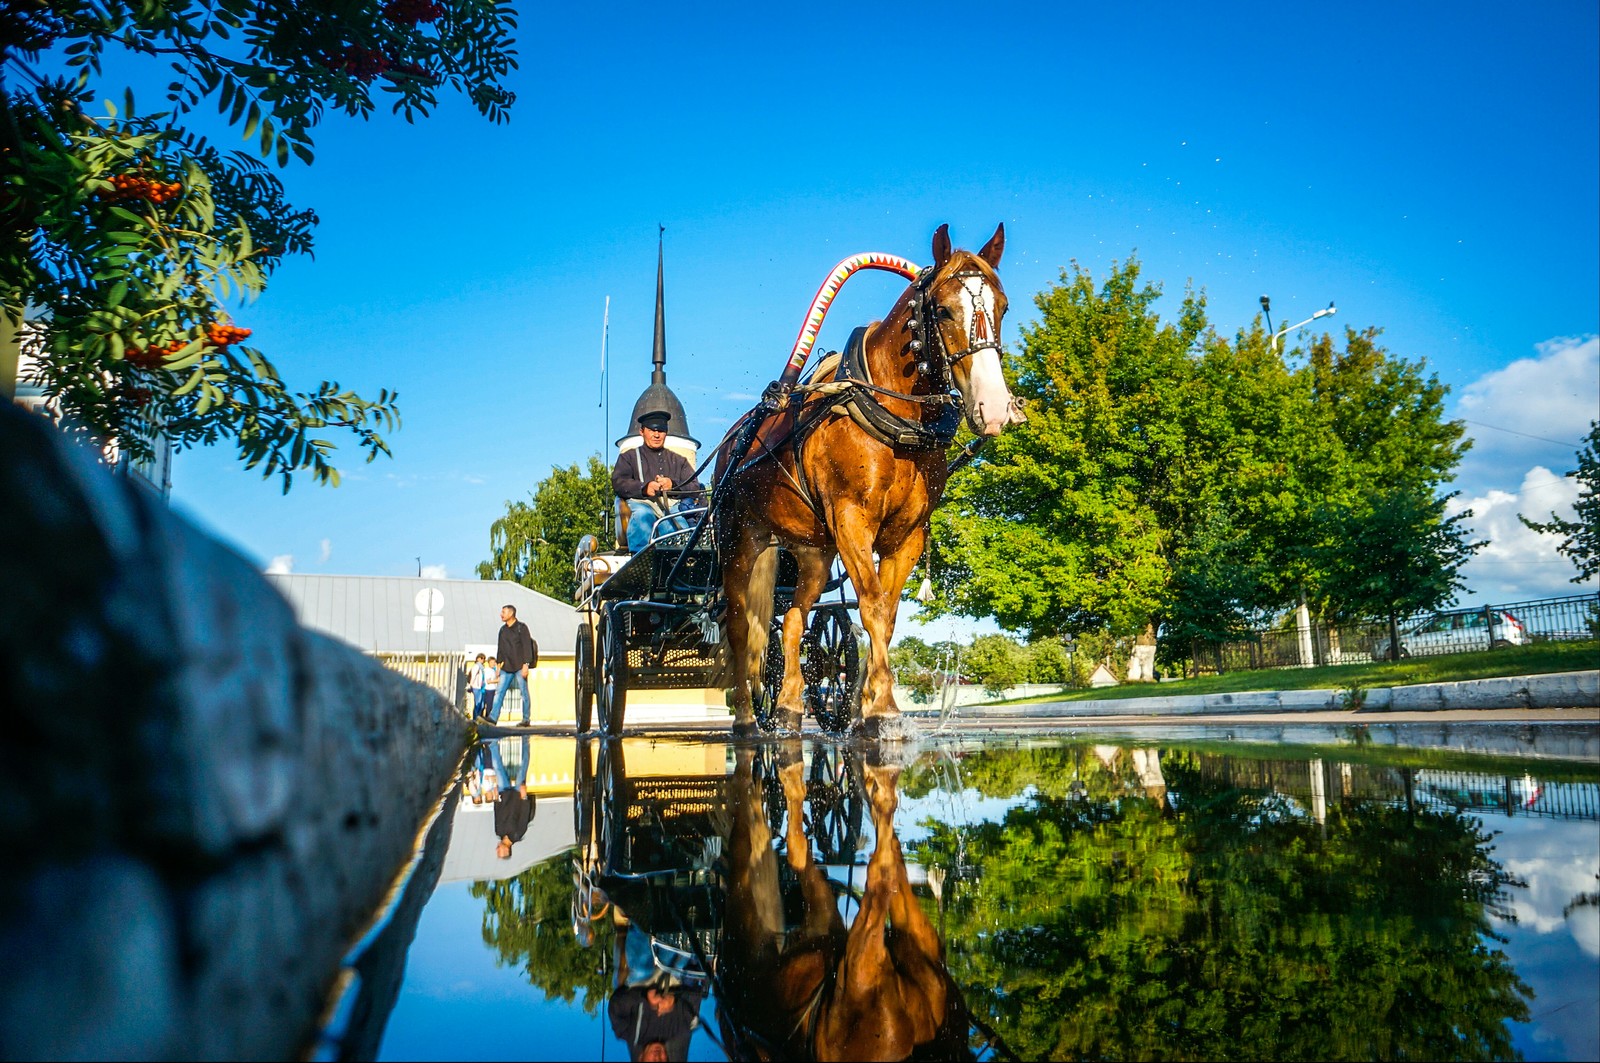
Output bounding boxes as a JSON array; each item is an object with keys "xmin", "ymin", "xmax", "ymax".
[{"xmin": 1260, "ymin": 295, "xmax": 1336, "ymax": 353}]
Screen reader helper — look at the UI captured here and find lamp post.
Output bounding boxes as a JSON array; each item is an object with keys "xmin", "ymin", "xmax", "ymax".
[{"xmin": 1260, "ymin": 295, "xmax": 1337, "ymax": 354}]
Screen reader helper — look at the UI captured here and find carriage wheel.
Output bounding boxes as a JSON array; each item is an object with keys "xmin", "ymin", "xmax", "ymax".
[
  {"xmin": 574, "ymin": 737, "xmax": 596, "ymax": 847},
  {"xmin": 807, "ymin": 744, "xmax": 865, "ymax": 864},
  {"xmin": 598, "ymin": 610, "xmax": 629, "ymax": 737},
  {"xmin": 595, "ymin": 738, "xmax": 627, "ymax": 871},
  {"xmin": 752, "ymin": 617, "xmax": 786, "ymax": 732},
  {"xmin": 575, "ymin": 621, "xmax": 596, "ymax": 733},
  {"xmin": 804, "ymin": 607, "xmax": 861, "ymax": 734}
]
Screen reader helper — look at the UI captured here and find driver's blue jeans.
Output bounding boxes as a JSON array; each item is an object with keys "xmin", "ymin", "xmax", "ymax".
[{"xmin": 626, "ymin": 500, "xmax": 696, "ymax": 552}]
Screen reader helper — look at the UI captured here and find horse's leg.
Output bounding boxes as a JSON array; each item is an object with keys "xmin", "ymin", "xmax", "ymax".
[
  {"xmin": 836, "ymin": 520, "xmax": 926, "ymax": 722},
  {"xmin": 777, "ymin": 545, "xmax": 831, "ymax": 731},
  {"xmin": 814, "ymin": 762, "xmax": 918, "ymax": 1059},
  {"xmin": 777, "ymin": 739, "xmax": 847, "ymax": 944},
  {"xmin": 830, "ymin": 507, "xmax": 892, "ymax": 721},
  {"xmin": 724, "ymin": 746, "xmax": 785, "ymax": 960},
  {"xmin": 721, "ymin": 513, "xmax": 771, "ymax": 730}
]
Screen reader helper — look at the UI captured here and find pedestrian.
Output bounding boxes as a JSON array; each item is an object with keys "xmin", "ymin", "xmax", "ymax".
[
  {"xmin": 482, "ymin": 657, "xmax": 501, "ymax": 722},
  {"xmin": 491, "ymin": 605, "xmax": 538, "ymax": 725},
  {"xmin": 489, "ymin": 738, "xmax": 534, "ymax": 860},
  {"xmin": 466, "ymin": 652, "xmax": 493, "ymax": 721}
]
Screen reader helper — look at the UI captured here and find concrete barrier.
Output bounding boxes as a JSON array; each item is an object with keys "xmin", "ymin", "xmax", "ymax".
[
  {"xmin": 0, "ymin": 404, "xmax": 469, "ymax": 1060},
  {"xmin": 970, "ymin": 670, "xmax": 1599, "ymax": 719}
]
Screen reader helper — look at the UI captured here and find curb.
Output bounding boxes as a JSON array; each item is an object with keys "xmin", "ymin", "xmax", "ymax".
[{"xmin": 971, "ymin": 670, "xmax": 1600, "ymax": 719}]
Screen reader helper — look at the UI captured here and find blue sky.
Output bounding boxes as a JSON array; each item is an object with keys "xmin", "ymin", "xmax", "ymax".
[{"xmin": 72, "ymin": 1, "xmax": 1598, "ymax": 612}]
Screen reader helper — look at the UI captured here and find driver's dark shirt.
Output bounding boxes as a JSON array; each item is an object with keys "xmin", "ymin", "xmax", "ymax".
[{"xmin": 611, "ymin": 443, "xmax": 704, "ymax": 502}]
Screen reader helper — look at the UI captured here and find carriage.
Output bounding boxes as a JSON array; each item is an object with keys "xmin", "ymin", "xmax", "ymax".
[
  {"xmin": 572, "ymin": 510, "xmax": 862, "ymax": 736},
  {"xmin": 572, "ymin": 224, "xmax": 1020, "ymax": 739},
  {"xmin": 570, "ymin": 738, "xmax": 869, "ymax": 990}
]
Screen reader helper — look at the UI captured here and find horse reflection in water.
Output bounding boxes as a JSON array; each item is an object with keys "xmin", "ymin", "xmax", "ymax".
[{"xmin": 718, "ymin": 742, "xmax": 973, "ymax": 1061}]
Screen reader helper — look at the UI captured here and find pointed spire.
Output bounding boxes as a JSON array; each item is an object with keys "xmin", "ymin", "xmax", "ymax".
[{"xmin": 651, "ymin": 224, "xmax": 666, "ymax": 385}]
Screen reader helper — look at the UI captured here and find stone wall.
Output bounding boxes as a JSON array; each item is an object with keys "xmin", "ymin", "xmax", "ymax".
[{"xmin": 0, "ymin": 403, "xmax": 469, "ymax": 1060}]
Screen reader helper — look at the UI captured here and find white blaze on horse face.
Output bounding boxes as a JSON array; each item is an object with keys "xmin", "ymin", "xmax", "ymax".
[{"xmin": 954, "ymin": 277, "xmax": 1019, "ymax": 436}]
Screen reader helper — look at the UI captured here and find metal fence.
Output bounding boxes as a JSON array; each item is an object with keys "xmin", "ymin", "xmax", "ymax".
[
  {"xmin": 1194, "ymin": 592, "xmax": 1598, "ymax": 675},
  {"xmin": 373, "ymin": 650, "xmax": 470, "ymax": 708},
  {"xmin": 1196, "ymin": 756, "xmax": 1600, "ymax": 822}
]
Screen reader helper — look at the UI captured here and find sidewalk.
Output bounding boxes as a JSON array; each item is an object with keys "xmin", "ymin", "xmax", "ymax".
[{"xmin": 962, "ymin": 669, "xmax": 1599, "ymax": 720}]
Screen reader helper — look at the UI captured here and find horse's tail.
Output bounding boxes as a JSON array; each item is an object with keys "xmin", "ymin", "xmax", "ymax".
[{"xmin": 745, "ymin": 542, "xmax": 780, "ymax": 696}]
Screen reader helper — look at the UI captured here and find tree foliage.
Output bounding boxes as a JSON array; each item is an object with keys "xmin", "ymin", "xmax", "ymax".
[
  {"xmin": 1314, "ymin": 484, "xmax": 1484, "ymax": 657},
  {"xmin": 2, "ymin": 1, "xmax": 517, "ymax": 488},
  {"xmin": 929, "ymin": 257, "xmax": 1469, "ymax": 655},
  {"xmin": 478, "ymin": 455, "xmax": 611, "ymax": 602},
  {"xmin": 910, "ymin": 744, "xmax": 1531, "ymax": 1061},
  {"xmin": 470, "ymin": 852, "xmax": 614, "ymax": 1015},
  {"xmin": 1520, "ymin": 420, "xmax": 1600, "ymax": 584}
]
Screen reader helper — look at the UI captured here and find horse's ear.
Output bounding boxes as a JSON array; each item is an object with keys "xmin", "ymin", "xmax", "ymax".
[
  {"xmin": 978, "ymin": 223, "xmax": 1005, "ymax": 268},
  {"xmin": 932, "ymin": 224, "xmax": 952, "ymax": 269}
]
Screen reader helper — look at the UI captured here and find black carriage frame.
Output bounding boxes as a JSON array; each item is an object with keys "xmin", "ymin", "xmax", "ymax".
[{"xmin": 575, "ymin": 520, "xmax": 864, "ymax": 737}]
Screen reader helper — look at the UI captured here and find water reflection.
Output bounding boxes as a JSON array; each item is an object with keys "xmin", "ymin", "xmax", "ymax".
[
  {"xmin": 572, "ymin": 738, "xmax": 988, "ymax": 1060},
  {"xmin": 379, "ymin": 735, "xmax": 1600, "ymax": 1062}
]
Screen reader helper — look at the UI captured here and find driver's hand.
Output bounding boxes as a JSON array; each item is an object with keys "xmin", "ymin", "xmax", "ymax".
[{"xmin": 659, "ymin": 477, "xmax": 674, "ymax": 491}]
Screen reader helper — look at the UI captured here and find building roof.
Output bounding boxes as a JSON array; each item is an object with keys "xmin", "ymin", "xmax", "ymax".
[
  {"xmin": 614, "ymin": 230, "xmax": 699, "ymax": 447},
  {"xmin": 265, "ymin": 573, "xmax": 578, "ymax": 656},
  {"xmin": 439, "ymin": 794, "xmax": 575, "ymax": 883}
]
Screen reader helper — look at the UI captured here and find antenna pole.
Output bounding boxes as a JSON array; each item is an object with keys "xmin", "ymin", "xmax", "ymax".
[{"xmin": 600, "ymin": 295, "xmax": 610, "ymax": 452}]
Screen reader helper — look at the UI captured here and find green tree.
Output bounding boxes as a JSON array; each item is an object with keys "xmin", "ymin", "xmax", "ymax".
[
  {"xmin": 929, "ymin": 258, "xmax": 1469, "ymax": 663},
  {"xmin": 1022, "ymin": 638, "xmax": 1070, "ymax": 684},
  {"xmin": 930, "ymin": 258, "xmax": 1204, "ymax": 642},
  {"xmin": 1520, "ymin": 420, "xmax": 1600, "ymax": 584},
  {"xmin": 2, "ymin": 1, "xmax": 516, "ymax": 488},
  {"xmin": 912, "ymin": 743, "xmax": 1531, "ymax": 1061},
  {"xmin": 478, "ymin": 455, "xmax": 611, "ymax": 602},
  {"xmin": 470, "ymin": 853, "xmax": 615, "ymax": 1014},
  {"xmin": 964, "ymin": 633, "xmax": 1026, "ymax": 696},
  {"xmin": 1314, "ymin": 484, "xmax": 1484, "ymax": 659}
]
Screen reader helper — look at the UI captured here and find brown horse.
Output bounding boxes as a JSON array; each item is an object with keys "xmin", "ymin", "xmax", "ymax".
[
  {"xmin": 718, "ymin": 742, "xmax": 973, "ymax": 1060},
  {"xmin": 715, "ymin": 224, "xmax": 1024, "ymax": 735}
]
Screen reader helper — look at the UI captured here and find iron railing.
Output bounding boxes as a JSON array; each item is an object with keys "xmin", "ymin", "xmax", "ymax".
[
  {"xmin": 372, "ymin": 651, "xmax": 470, "ymax": 708},
  {"xmin": 1195, "ymin": 756, "xmax": 1600, "ymax": 822},
  {"xmin": 1193, "ymin": 592, "xmax": 1598, "ymax": 674}
]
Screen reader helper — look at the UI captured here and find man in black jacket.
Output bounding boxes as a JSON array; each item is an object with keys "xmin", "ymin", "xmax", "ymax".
[
  {"xmin": 491, "ymin": 604, "xmax": 538, "ymax": 725},
  {"xmin": 608, "ymin": 979, "xmax": 703, "ymax": 1061},
  {"xmin": 612, "ymin": 409, "xmax": 704, "ymax": 553}
]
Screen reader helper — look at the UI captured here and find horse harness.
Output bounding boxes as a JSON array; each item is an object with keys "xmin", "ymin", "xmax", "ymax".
[{"xmin": 733, "ymin": 261, "xmax": 1003, "ymax": 522}]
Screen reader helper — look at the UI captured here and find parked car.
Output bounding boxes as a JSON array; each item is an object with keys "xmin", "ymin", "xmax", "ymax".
[{"xmin": 1373, "ymin": 609, "xmax": 1529, "ymax": 659}]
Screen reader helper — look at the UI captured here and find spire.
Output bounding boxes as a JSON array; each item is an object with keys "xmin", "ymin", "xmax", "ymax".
[{"xmin": 651, "ymin": 224, "xmax": 666, "ymax": 385}]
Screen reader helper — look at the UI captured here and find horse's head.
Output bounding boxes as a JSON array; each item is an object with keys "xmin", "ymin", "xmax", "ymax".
[{"xmin": 915, "ymin": 223, "xmax": 1026, "ymax": 437}]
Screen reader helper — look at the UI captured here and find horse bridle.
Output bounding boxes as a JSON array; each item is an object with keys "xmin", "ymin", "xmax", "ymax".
[{"xmin": 905, "ymin": 264, "xmax": 1005, "ymax": 394}]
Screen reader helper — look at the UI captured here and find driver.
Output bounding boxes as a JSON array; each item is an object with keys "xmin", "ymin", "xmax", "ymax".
[{"xmin": 612, "ymin": 408, "xmax": 705, "ymax": 553}]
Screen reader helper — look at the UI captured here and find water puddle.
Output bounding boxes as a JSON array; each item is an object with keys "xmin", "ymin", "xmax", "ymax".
[{"xmin": 365, "ymin": 730, "xmax": 1600, "ymax": 1061}]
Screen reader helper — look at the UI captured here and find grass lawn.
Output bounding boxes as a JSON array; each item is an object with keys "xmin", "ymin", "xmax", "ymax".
[{"xmin": 997, "ymin": 639, "xmax": 1600, "ymax": 704}]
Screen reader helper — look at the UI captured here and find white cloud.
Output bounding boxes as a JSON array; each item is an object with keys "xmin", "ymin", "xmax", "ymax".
[
  {"xmin": 1448, "ymin": 466, "xmax": 1590, "ymax": 602},
  {"xmin": 265, "ymin": 554, "xmax": 294, "ymax": 575},
  {"xmin": 1455, "ymin": 335, "xmax": 1597, "ymax": 496},
  {"xmin": 1446, "ymin": 336, "xmax": 1598, "ymax": 603},
  {"xmin": 420, "ymin": 563, "xmax": 448, "ymax": 579},
  {"xmin": 318, "ymin": 538, "xmax": 332, "ymax": 564}
]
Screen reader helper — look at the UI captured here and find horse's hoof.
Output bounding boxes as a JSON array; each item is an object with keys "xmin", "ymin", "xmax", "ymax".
[
  {"xmin": 780, "ymin": 709, "xmax": 804, "ymax": 735},
  {"xmin": 730, "ymin": 721, "xmax": 762, "ymax": 741}
]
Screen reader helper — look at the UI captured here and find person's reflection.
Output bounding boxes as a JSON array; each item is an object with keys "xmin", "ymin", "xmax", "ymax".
[
  {"xmin": 719, "ymin": 740, "xmax": 974, "ymax": 1060},
  {"xmin": 608, "ymin": 975, "xmax": 705, "ymax": 1062},
  {"xmin": 482, "ymin": 737, "xmax": 534, "ymax": 860}
]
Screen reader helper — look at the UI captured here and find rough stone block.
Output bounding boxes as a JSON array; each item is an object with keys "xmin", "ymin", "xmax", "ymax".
[{"xmin": 0, "ymin": 403, "xmax": 468, "ymax": 1059}]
